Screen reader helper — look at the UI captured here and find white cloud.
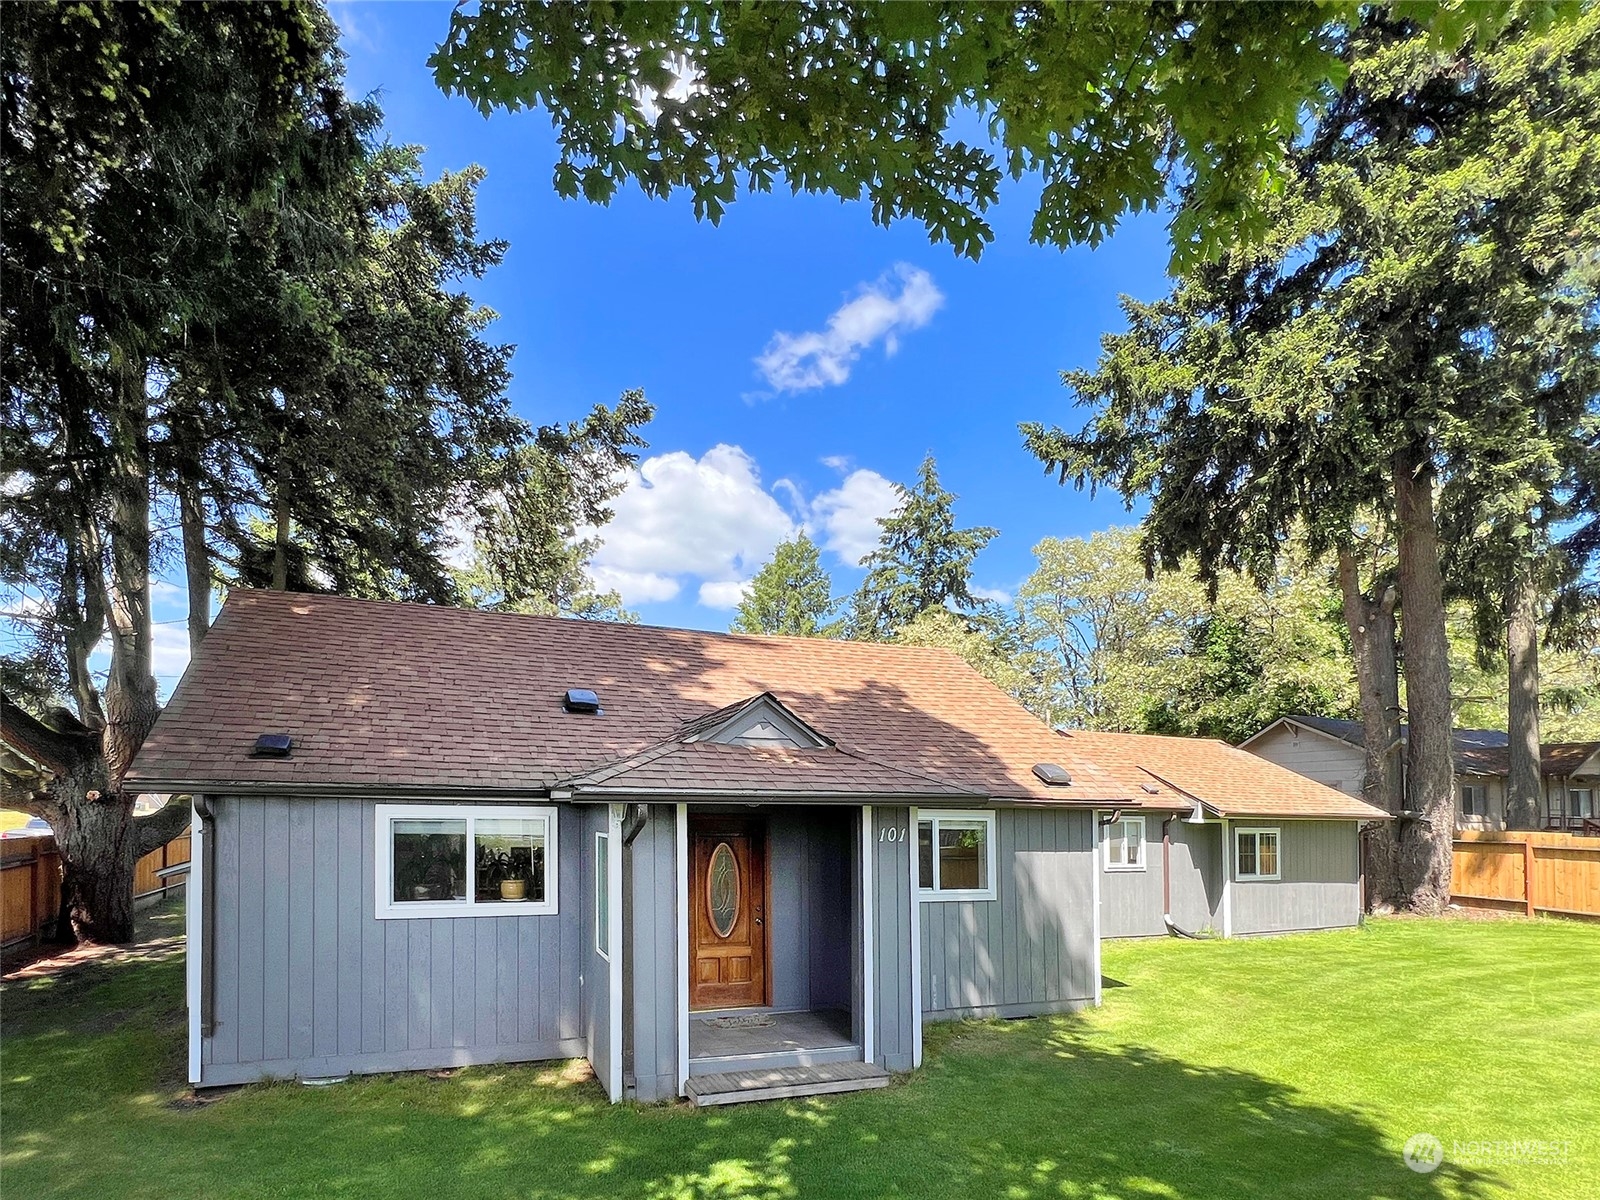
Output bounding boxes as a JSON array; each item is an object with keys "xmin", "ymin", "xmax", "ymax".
[
  {"xmin": 698, "ymin": 579, "xmax": 753, "ymax": 609},
  {"xmin": 755, "ymin": 265, "xmax": 945, "ymax": 393},
  {"xmin": 152, "ymin": 622, "xmax": 191, "ymax": 679},
  {"xmin": 810, "ymin": 468, "xmax": 901, "ymax": 566},
  {"xmin": 586, "ymin": 445, "xmax": 797, "ymax": 606},
  {"xmin": 971, "ymin": 584, "xmax": 1014, "ymax": 606}
]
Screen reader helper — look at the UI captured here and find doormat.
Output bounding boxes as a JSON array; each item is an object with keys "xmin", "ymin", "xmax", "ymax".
[{"xmin": 704, "ymin": 1014, "xmax": 777, "ymax": 1029}]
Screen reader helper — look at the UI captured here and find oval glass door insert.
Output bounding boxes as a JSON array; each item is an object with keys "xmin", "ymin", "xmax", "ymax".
[{"xmin": 707, "ymin": 842, "xmax": 739, "ymax": 937}]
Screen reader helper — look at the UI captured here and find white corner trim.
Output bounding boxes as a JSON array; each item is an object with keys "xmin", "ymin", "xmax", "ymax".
[
  {"xmin": 861, "ymin": 804, "xmax": 875, "ymax": 1066},
  {"xmin": 1090, "ymin": 810, "xmax": 1102, "ymax": 1006},
  {"xmin": 1220, "ymin": 817, "xmax": 1233, "ymax": 938},
  {"xmin": 186, "ymin": 797, "xmax": 204, "ymax": 1085},
  {"xmin": 607, "ymin": 803, "xmax": 624, "ymax": 1103},
  {"xmin": 907, "ymin": 805, "xmax": 923, "ymax": 1068},
  {"xmin": 675, "ymin": 801, "xmax": 689, "ymax": 1097}
]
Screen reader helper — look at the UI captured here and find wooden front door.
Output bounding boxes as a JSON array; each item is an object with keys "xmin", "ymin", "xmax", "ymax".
[{"xmin": 689, "ymin": 818, "xmax": 768, "ymax": 1010}]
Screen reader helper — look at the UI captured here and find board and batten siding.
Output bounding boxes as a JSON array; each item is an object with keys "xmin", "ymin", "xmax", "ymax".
[
  {"xmin": 870, "ymin": 806, "xmax": 916, "ymax": 1072},
  {"xmin": 623, "ymin": 804, "xmax": 678, "ymax": 1102},
  {"xmin": 200, "ymin": 796, "xmax": 585, "ymax": 1087},
  {"xmin": 1099, "ymin": 818, "xmax": 1221, "ymax": 938},
  {"xmin": 919, "ymin": 807, "xmax": 1096, "ymax": 1020},
  {"xmin": 1230, "ymin": 819, "xmax": 1361, "ymax": 935},
  {"xmin": 1244, "ymin": 725, "xmax": 1365, "ymax": 797}
]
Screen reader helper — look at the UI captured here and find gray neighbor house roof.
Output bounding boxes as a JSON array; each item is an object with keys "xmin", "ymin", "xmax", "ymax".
[{"xmin": 1249, "ymin": 715, "xmax": 1600, "ymax": 778}]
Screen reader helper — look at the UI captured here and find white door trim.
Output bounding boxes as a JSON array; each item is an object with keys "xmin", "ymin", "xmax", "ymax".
[
  {"xmin": 675, "ymin": 801, "xmax": 689, "ymax": 1096},
  {"xmin": 861, "ymin": 804, "xmax": 875, "ymax": 1065}
]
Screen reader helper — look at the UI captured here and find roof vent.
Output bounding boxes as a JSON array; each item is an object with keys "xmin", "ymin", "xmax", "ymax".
[
  {"xmin": 1141, "ymin": 783, "xmax": 1161, "ymax": 795},
  {"xmin": 563, "ymin": 688, "xmax": 602, "ymax": 715},
  {"xmin": 252, "ymin": 733, "xmax": 293, "ymax": 758},
  {"xmin": 1032, "ymin": 762, "xmax": 1072, "ymax": 786}
]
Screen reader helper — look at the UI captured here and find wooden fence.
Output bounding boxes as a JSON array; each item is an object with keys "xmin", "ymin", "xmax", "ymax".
[
  {"xmin": 1451, "ymin": 830, "xmax": 1600, "ymax": 920},
  {"xmin": 0, "ymin": 828, "xmax": 191, "ymax": 952}
]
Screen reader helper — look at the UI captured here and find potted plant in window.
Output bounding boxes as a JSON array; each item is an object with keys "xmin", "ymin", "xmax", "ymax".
[{"xmin": 499, "ymin": 865, "xmax": 527, "ymax": 902}]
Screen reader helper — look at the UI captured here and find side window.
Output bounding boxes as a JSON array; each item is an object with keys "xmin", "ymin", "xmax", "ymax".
[
  {"xmin": 916, "ymin": 811, "xmax": 997, "ymax": 901},
  {"xmin": 594, "ymin": 831, "xmax": 610, "ymax": 959},
  {"xmin": 1103, "ymin": 816, "xmax": 1146, "ymax": 870}
]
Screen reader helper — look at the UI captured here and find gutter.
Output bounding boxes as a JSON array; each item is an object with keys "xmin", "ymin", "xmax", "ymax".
[
  {"xmin": 1160, "ymin": 814, "xmax": 1205, "ymax": 940},
  {"xmin": 193, "ymin": 793, "xmax": 218, "ymax": 1037}
]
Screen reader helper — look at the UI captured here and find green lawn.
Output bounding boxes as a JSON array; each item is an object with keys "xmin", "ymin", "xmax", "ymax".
[{"xmin": 4, "ymin": 904, "xmax": 1597, "ymax": 1199}]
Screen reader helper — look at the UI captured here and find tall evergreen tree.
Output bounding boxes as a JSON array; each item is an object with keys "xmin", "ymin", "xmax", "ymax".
[
  {"xmin": 847, "ymin": 455, "xmax": 998, "ymax": 641},
  {"xmin": 1, "ymin": 2, "xmax": 653, "ymax": 942},
  {"xmin": 1024, "ymin": 11, "xmax": 1600, "ymax": 911},
  {"xmin": 731, "ymin": 533, "xmax": 838, "ymax": 637}
]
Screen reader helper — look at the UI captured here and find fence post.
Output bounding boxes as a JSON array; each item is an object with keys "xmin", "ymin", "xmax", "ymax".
[{"xmin": 1523, "ymin": 836, "xmax": 1536, "ymax": 917}]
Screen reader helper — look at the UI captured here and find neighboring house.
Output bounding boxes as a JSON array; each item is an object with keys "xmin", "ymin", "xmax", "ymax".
[
  {"xmin": 1241, "ymin": 715, "xmax": 1600, "ymax": 833},
  {"xmin": 128, "ymin": 590, "xmax": 1383, "ymax": 1104},
  {"xmin": 1061, "ymin": 731, "xmax": 1383, "ymax": 939}
]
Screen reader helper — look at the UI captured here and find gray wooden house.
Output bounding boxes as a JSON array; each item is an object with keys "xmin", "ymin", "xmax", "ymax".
[
  {"xmin": 129, "ymin": 590, "xmax": 1383, "ymax": 1105},
  {"xmin": 1242, "ymin": 715, "xmax": 1600, "ymax": 834}
]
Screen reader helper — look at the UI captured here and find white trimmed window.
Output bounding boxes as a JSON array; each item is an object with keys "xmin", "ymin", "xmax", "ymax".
[
  {"xmin": 594, "ymin": 830, "xmax": 610, "ymax": 959},
  {"xmin": 1234, "ymin": 827, "xmax": 1280, "ymax": 881},
  {"xmin": 1460, "ymin": 783, "xmax": 1486, "ymax": 817},
  {"xmin": 1570, "ymin": 788, "xmax": 1595, "ymax": 819},
  {"xmin": 916, "ymin": 810, "xmax": 997, "ymax": 901},
  {"xmin": 375, "ymin": 803, "xmax": 558, "ymax": 919},
  {"xmin": 1103, "ymin": 815, "xmax": 1146, "ymax": 871}
]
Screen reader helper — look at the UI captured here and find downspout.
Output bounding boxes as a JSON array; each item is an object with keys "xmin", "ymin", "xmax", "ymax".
[
  {"xmin": 1161, "ymin": 815, "xmax": 1204, "ymax": 940},
  {"xmin": 193, "ymin": 793, "xmax": 218, "ymax": 1037}
]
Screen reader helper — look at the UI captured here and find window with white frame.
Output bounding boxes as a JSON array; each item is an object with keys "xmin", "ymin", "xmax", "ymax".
[
  {"xmin": 916, "ymin": 810, "xmax": 997, "ymax": 901},
  {"xmin": 1103, "ymin": 815, "xmax": 1146, "ymax": 871},
  {"xmin": 594, "ymin": 830, "xmax": 610, "ymax": 959},
  {"xmin": 1460, "ymin": 782, "xmax": 1487, "ymax": 817},
  {"xmin": 1234, "ymin": 827, "xmax": 1280, "ymax": 881},
  {"xmin": 1571, "ymin": 788, "xmax": 1595, "ymax": 819},
  {"xmin": 375, "ymin": 803, "xmax": 558, "ymax": 919}
]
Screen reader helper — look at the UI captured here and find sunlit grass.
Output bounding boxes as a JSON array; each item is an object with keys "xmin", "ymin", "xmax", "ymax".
[{"xmin": 3, "ymin": 902, "xmax": 1596, "ymax": 1198}]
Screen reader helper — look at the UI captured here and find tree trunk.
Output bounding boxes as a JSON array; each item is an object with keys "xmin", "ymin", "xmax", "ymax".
[
  {"xmin": 56, "ymin": 791, "xmax": 141, "ymax": 944},
  {"xmin": 101, "ymin": 358, "xmax": 161, "ymax": 784},
  {"xmin": 1505, "ymin": 561, "xmax": 1543, "ymax": 830},
  {"xmin": 1335, "ymin": 546, "xmax": 1403, "ymax": 909},
  {"xmin": 1394, "ymin": 449, "xmax": 1455, "ymax": 914},
  {"xmin": 178, "ymin": 468, "xmax": 213, "ymax": 655}
]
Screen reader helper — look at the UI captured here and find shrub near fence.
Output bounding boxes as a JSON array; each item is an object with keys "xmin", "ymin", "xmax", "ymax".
[
  {"xmin": 0, "ymin": 828, "xmax": 192, "ymax": 952},
  {"xmin": 1451, "ymin": 830, "xmax": 1600, "ymax": 919}
]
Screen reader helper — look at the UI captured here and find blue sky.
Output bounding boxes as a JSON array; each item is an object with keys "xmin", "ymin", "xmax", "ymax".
[{"xmin": 135, "ymin": 1, "xmax": 1171, "ymax": 691}]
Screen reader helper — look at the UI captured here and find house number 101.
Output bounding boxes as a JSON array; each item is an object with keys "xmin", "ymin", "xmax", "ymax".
[{"xmin": 879, "ymin": 827, "xmax": 908, "ymax": 842}]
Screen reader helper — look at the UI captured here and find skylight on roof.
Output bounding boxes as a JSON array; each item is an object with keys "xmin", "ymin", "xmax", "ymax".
[{"xmin": 1032, "ymin": 762, "xmax": 1072, "ymax": 786}]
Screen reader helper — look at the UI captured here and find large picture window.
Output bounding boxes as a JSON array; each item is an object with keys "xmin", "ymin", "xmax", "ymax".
[
  {"xmin": 1103, "ymin": 815, "xmax": 1146, "ymax": 871},
  {"xmin": 916, "ymin": 810, "xmax": 997, "ymax": 901},
  {"xmin": 1234, "ymin": 827, "xmax": 1280, "ymax": 881},
  {"xmin": 375, "ymin": 804, "xmax": 558, "ymax": 919}
]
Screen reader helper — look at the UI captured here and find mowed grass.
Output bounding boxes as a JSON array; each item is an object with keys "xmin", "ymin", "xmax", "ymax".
[{"xmin": 4, "ymin": 903, "xmax": 1597, "ymax": 1199}]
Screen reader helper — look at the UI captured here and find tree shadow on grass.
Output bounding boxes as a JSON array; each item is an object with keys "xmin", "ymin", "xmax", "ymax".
[{"xmin": 5, "ymin": 983, "xmax": 1506, "ymax": 1199}]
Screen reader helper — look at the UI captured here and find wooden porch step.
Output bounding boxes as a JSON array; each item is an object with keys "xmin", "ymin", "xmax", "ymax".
[{"xmin": 685, "ymin": 1060, "xmax": 890, "ymax": 1107}]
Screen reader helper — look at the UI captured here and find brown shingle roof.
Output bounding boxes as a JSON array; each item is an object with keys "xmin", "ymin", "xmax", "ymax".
[
  {"xmin": 1544, "ymin": 742, "xmax": 1600, "ymax": 776},
  {"xmin": 127, "ymin": 590, "xmax": 1179, "ymax": 804},
  {"xmin": 556, "ymin": 740, "xmax": 982, "ymax": 800},
  {"xmin": 1060, "ymin": 730, "xmax": 1390, "ymax": 820}
]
